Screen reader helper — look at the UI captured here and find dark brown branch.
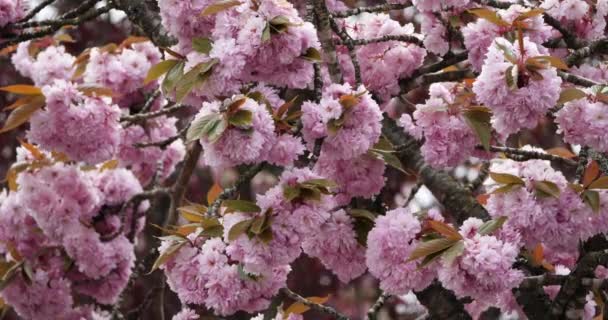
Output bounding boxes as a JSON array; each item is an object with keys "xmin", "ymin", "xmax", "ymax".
[
  {"xmin": 0, "ymin": 5, "xmax": 112, "ymax": 49},
  {"xmin": 478, "ymin": 145, "xmax": 578, "ymax": 166},
  {"xmin": 366, "ymin": 292, "xmax": 389, "ymax": 320},
  {"xmin": 112, "ymin": 0, "xmax": 176, "ymax": 47},
  {"xmin": 18, "ymin": 0, "xmax": 56, "ymax": 23},
  {"xmin": 558, "ymin": 71, "xmax": 601, "ymax": 87},
  {"xmin": 330, "ymin": 19, "xmax": 361, "ymax": 85},
  {"xmin": 415, "ymin": 282, "xmax": 472, "ymax": 320},
  {"xmin": 166, "ymin": 143, "xmax": 202, "ymax": 227},
  {"xmin": 552, "ymin": 250, "xmax": 608, "ymax": 318},
  {"xmin": 331, "ymin": 2, "xmax": 412, "ymax": 18},
  {"xmin": 313, "ymin": 0, "xmax": 342, "ymax": 83},
  {"xmin": 281, "ymin": 288, "xmax": 350, "ymax": 320},
  {"xmin": 342, "ymin": 34, "xmax": 423, "ymax": 47},
  {"xmin": 566, "ymin": 38, "xmax": 608, "ymax": 67},
  {"xmin": 206, "ymin": 163, "xmax": 264, "ymax": 217},
  {"xmin": 121, "ymin": 103, "xmax": 186, "ymax": 123},
  {"xmin": 399, "ymin": 51, "xmax": 469, "ymax": 94},
  {"xmin": 383, "ymin": 116, "xmax": 490, "ymax": 224}
]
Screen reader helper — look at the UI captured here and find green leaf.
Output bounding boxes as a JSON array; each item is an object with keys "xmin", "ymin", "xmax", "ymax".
[
  {"xmin": 148, "ymin": 241, "xmax": 187, "ymax": 274},
  {"xmin": 258, "ymin": 227, "xmax": 273, "ymax": 243},
  {"xmin": 349, "ymin": 209, "xmax": 376, "ymax": 222},
  {"xmin": 207, "ymin": 117, "xmax": 228, "ymax": 143},
  {"xmin": 144, "ymin": 60, "xmax": 179, "ymax": 85},
  {"xmin": 408, "ymin": 238, "xmax": 458, "ymax": 262},
  {"xmin": 250, "ymin": 214, "xmax": 267, "ymax": 235},
  {"xmin": 261, "ymin": 23, "xmax": 271, "ymax": 43},
  {"xmin": 283, "ymin": 185, "xmax": 301, "ymax": 202},
  {"xmin": 186, "ymin": 113, "xmax": 222, "ymax": 142},
  {"xmin": 161, "ymin": 60, "xmax": 185, "ymax": 94},
  {"xmin": 441, "ymin": 240, "xmax": 465, "ymax": 266},
  {"xmin": 558, "ymin": 88, "xmax": 587, "ymax": 104},
  {"xmin": 0, "ymin": 261, "xmax": 22, "ymax": 291},
  {"xmin": 301, "ymin": 179, "xmax": 338, "ymax": 189},
  {"xmin": 583, "ymin": 190, "xmax": 600, "ymax": 213},
  {"xmin": 372, "ymin": 136, "xmax": 394, "ymax": 152},
  {"xmin": 228, "ymin": 219, "xmax": 254, "ymax": 241},
  {"xmin": 237, "ymin": 264, "xmax": 260, "ymax": 281},
  {"xmin": 589, "ymin": 176, "xmax": 608, "ymax": 190},
  {"xmin": 369, "ymin": 149, "xmax": 406, "ymax": 174},
  {"xmin": 534, "ymin": 180, "xmax": 561, "ymax": 198},
  {"xmin": 201, "ymin": 225, "xmax": 224, "ymax": 238},
  {"xmin": 505, "ymin": 65, "xmax": 518, "ymax": 90},
  {"xmin": 175, "ymin": 60, "xmax": 216, "ymax": 102},
  {"xmin": 192, "ymin": 37, "xmax": 213, "ymax": 54},
  {"xmin": 223, "ymin": 200, "xmax": 261, "ymax": 213},
  {"xmin": 489, "ymin": 172, "xmax": 525, "ymax": 185},
  {"xmin": 200, "ymin": 0, "xmax": 241, "ymax": 16},
  {"xmin": 477, "ymin": 216, "xmax": 508, "ymax": 236},
  {"xmin": 418, "ymin": 247, "xmax": 448, "ymax": 269},
  {"xmin": 301, "ymin": 47, "xmax": 322, "ymax": 62},
  {"xmin": 514, "ymin": 8, "xmax": 545, "ymax": 22},
  {"xmin": 228, "ymin": 109, "xmax": 253, "ymax": 128},
  {"xmin": 491, "ymin": 183, "xmax": 522, "ymax": 194},
  {"xmin": 463, "ymin": 108, "xmax": 492, "ymax": 151},
  {"xmin": 300, "ymin": 186, "xmax": 321, "ymax": 202},
  {"xmin": 494, "ymin": 41, "xmax": 518, "ymax": 64},
  {"xmin": 327, "ymin": 117, "xmax": 344, "ymax": 135}
]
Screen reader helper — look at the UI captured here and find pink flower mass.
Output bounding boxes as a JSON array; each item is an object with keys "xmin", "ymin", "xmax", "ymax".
[{"xmin": 0, "ymin": 0, "xmax": 607, "ymax": 319}]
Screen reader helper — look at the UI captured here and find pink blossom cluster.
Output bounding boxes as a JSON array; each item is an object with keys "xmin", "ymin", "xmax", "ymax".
[
  {"xmin": 161, "ymin": 237, "xmax": 290, "ymax": 316},
  {"xmin": 12, "ymin": 41, "xmax": 76, "ymax": 86},
  {"xmin": 301, "ymin": 83, "xmax": 384, "ymax": 202},
  {"xmin": 0, "ymin": 160, "xmax": 145, "ymax": 319},
  {"xmin": 27, "ymin": 80, "xmax": 122, "ymax": 164},
  {"xmin": 118, "ymin": 115, "xmax": 186, "ymax": 184},
  {"xmin": 224, "ymin": 168, "xmax": 335, "ymax": 275},
  {"xmin": 162, "ymin": 168, "xmax": 337, "ymax": 315},
  {"xmin": 83, "ymin": 41, "xmax": 162, "ymax": 105},
  {"xmin": 473, "ymin": 37, "xmax": 562, "ymax": 140},
  {"xmin": 555, "ymin": 92, "xmax": 608, "ymax": 152},
  {"xmin": 314, "ymin": 153, "xmax": 385, "ymax": 204},
  {"xmin": 159, "ymin": 0, "xmax": 320, "ymax": 101},
  {"xmin": 301, "ymin": 83, "xmax": 382, "ymax": 160},
  {"xmin": 571, "ymin": 62, "xmax": 608, "ymax": 83},
  {"xmin": 462, "ymin": 5, "xmax": 553, "ymax": 71},
  {"xmin": 366, "ymin": 208, "xmax": 438, "ymax": 294},
  {"xmin": 336, "ymin": 13, "xmax": 426, "ymax": 100},
  {"xmin": 0, "ymin": 0, "xmax": 27, "ymax": 27},
  {"xmin": 398, "ymin": 82, "xmax": 486, "ymax": 168},
  {"xmin": 541, "ymin": 0, "xmax": 608, "ymax": 41},
  {"xmin": 484, "ymin": 157, "xmax": 602, "ymax": 266},
  {"xmin": 438, "ymin": 218, "xmax": 523, "ymax": 317},
  {"xmin": 409, "ymin": 0, "xmax": 471, "ymax": 56},
  {"xmin": 302, "ymin": 209, "xmax": 367, "ymax": 283},
  {"xmin": 194, "ymin": 94, "xmax": 304, "ymax": 168}
]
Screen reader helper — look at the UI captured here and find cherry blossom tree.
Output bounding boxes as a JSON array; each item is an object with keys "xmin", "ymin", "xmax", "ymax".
[{"xmin": 0, "ymin": 0, "xmax": 607, "ymax": 319}]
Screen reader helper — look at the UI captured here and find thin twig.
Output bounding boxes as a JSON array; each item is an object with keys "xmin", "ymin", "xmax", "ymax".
[
  {"xmin": 206, "ymin": 163, "xmax": 264, "ymax": 217},
  {"xmin": 281, "ymin": 288, "xmax": 350, "ymax": 320},
  {"xmin": 479, "ymin": 145, "xmax": 578, "ymax": 166}
]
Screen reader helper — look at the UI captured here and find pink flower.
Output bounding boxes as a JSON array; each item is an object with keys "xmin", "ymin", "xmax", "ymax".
[
  {"xmin": 28, "ymin": 80, "xmax": 122, "ymax": 164},
  {"xmin": 0, "ymin": 0, "xmax": 27, "ymax": 27},
  {"xmin": 302, "ymin": 210, "xmax": 367, "ymax": 283},
  {"xmin": 472, "ymin": 38, "xmax": 562, "ymax": 140},
  {"xmin": 555, "ymin": 94, "xmax": 608, "ymax": 152},
  {"xmin": 301, "ymin": 83, "xmax": 382, "ymax": 160},
  {"xmin": 366, "ymin": 208, "xmax": 437, "ymax": 294}
]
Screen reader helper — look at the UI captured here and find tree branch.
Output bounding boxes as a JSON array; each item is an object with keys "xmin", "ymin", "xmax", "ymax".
[
  {"xmin": 382, "ymin": 116, "xmax": 490, "ymax": 224},
  {"xmin": 281, "ymin": 288, "xmax": 350, "ymax": 320},
  {"xmin": 331, "ymin": 2, "xmax": 412, "ymax": 18},
  {"xmin": 313, "ymin": 0, "xmax": 342, "ymax": 83}
]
